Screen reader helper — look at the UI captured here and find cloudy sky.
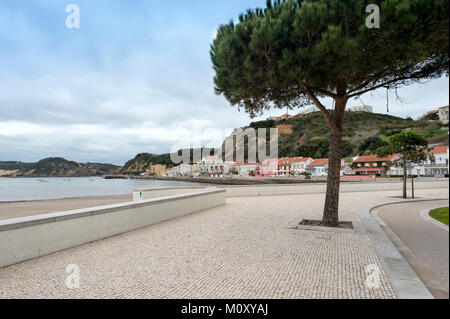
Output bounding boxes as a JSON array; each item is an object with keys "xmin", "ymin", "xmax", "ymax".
[{"xmin": 0, "ymin": 0, "xmax": 448, "ymax": 165}]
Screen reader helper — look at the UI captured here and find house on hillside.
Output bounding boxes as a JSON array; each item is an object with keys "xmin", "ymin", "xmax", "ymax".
[
  {"xmin": 425, "ymin": 145, "xmax": 449, "ymax": 176},
  {"xmin": 438, "ymin": 105, "xmax": 449, "ymax": 123},
  {"xmin": 347, "ymin": 105, "xmax": 373, "ymax": 113},
  {"xmin": 352, "ymin": 154, "xmax": 401, "ymax": 176}
]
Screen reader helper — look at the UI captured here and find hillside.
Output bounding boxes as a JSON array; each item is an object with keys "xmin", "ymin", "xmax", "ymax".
[
  {"xmin": 240, "ymin": 111, "xmax": 449, "ymax": 159},
  {"xmin": 0, "ymin": 157, "xmax": 121, "ymax": 177},
  {"xmin": 120, "ymin": 111, "xmax": 449, "ymax": 175},
  {"xmin": 120, "ymin": 150, "xmax": 202, "ymax": 175}
]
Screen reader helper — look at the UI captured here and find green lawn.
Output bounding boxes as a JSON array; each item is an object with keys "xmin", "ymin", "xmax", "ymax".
[{"xmin": 429, "ymin": 207, "xmax": 449, "ymax": 226}]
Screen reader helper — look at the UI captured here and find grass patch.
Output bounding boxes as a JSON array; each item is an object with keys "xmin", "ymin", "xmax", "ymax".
[{"xmin": 429, "ymin": 207, "xmax": 449, "ymax": 226}]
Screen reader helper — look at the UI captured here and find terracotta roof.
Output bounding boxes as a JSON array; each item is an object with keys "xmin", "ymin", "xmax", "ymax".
[
  {"xmin": 307, "ymin": 158, "xmax": 329, "ymax": 167},
  {"xmin": 438, "ymin": 105, "xmax": 449, "ymax": 109},
  {"xmin": 278, "ymin": 158, "xmax": 292, "ymax": 165},
  {"xmin": 353, "ymin": 154, "xmax": 399, "ymax": 163},
  {"xmin": 426, "ymin": 110, "xmax": 438, "ymax": 115},
  {"xmin": 429, "ymin": 145, "xmax": 449, "ymax": 154}
]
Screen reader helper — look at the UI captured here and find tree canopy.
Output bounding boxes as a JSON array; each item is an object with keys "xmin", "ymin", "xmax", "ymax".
[
  {"xmin": 358, "ymin": 136, "xmax": 388, "ymax": 155},
  {"xmin": 376, "ymin": 131, "xmax": 429, "ymax": 162},
  {"xmin": 211, "ymin": 0, "xmax": 449, "ymax": 119},
  {"xmin": 211, "ymin": 0, "xmax": 448, "ymax": 225}
]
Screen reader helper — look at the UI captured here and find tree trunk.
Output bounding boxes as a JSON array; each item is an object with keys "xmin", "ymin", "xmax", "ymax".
[
  {"xmin": 411, "ymin": 173, "xmax": 415, "ymax": 199},
  {"xmin": 322, "ymin": 131, "xmax": 343, "ymax": 226},
  {"xmin": 322, "ymin": 97, "xmax": 346, "ymax": 227},
  {"xmin": 402, "ymin": 157, "xmax": 407, "ymax": 199}
]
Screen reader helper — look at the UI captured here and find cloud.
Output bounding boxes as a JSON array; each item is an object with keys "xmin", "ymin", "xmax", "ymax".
[{"xmin": 0, "ymin": 0, "xmax": 448, "ymax": 165}]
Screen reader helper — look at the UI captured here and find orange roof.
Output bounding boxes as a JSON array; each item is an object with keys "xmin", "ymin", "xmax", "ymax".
[
  {"xmin": 429, "ymin": 145, "xmax": 449, "ymax": 154},
  {"xmin": 354, "ymin": 154, "xmax": 399, "ymax": 163},
  {"xmin": 438, "ymin": 105, "xmax": 449, "ymax": 109},
  {"xmin": 278, "ymin": 158, "xmax": 293, "ymax": 165},
  {"xmin": 307, "ymin": 158, "xmax": 329, "ymax": 167},
  {"xmin": 426, "ymin": 110, "xmax": 438, "ymax": 115}
]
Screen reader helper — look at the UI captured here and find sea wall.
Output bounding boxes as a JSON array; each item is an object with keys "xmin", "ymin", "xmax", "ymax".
[
  {"xmin": 134, "ymin": 180, "xmax": 449, "ymax": 200},
  {"xmin": 0, "ymin": 188, "xmax": 226, "ymax": 268}
]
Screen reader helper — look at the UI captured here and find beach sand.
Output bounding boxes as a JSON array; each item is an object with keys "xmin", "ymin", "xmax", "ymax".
[{"xmin": 0, "ymin": 194, "xmax": 132, "ymax": 220}]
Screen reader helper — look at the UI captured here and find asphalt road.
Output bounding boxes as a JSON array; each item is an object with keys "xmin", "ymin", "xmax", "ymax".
[{"xmin": 376, "ymin": 200, "xmax": 449, "ymax": 299}]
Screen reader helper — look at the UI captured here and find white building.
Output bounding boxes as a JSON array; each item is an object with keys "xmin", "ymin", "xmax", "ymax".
[
  {"xmin": 233, "ymin": 162, "xmax": 261, "ymax": 176},
  {"xmin": 291, "ymin": 157, "xmax": 314, "ymax": 174},
  {"xmin": 198, "ymin": 155, "xmax": 234, "ymax": 177},
  {"xmin": 425, "ymin": 145, "xmax": 449, "ymax": 176},
  {"xmin": 347, "ymin": 105, "xmax": 373, "ymax": 113},
  {"xmin": 438, "ymin": 105, "xmax": 449, "ymax": 123},
  {"xmin": 165, "ymin": 167, "xmax": 178, "ymax": 177},
  {"xmin": 306, "ymin": 158, "xmax": 346, "ymax": 177},
  {"xmin": 178, "ymin": 163, "xmax": 192, "ymax": 177}
]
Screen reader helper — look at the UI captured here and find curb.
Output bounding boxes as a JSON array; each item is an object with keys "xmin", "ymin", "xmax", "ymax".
[
  {"xmin": 420, "ymin": 207, "xmax": 449, "ymax": 232},
  {"xmin": 358, "ymin": 198, "xmax": 448, "ymax": 299}
]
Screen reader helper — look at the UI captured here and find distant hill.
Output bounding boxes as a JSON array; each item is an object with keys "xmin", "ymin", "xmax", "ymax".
[
  {"xmin": 119, "ymin": 111, "xmax": 449, "ymax": 175},
  {"xmin": 235, "ymin": 111, "xmax": 449, "ymax": 159},
  {"xmin": 0, "ymin": 157, "xmax": 121, "ymax": 177},
  {"xmin": 120, "ymin": 150, "xmax": 203, "ymax": 175}
]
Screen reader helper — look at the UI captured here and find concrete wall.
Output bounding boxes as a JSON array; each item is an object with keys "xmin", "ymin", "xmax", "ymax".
[
  {"xmin": 222, "ymin": 180, "xmax": 449, "ymax": 197},
  {"xmin": 0, "ymin": 188, "xmax": 226, "ymax": 268},
  {"xmin": 133, "ymin": 186, "xmax": 209, "ymax": 201},
  {"xmin": 134, "ymin": 180, "xmax": 449, "ymax": 199}
]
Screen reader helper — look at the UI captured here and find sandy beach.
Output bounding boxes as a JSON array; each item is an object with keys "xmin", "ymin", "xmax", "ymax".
[{"xmin": 0, "ymin": 194, "xmax": 132, "ymax": 220}]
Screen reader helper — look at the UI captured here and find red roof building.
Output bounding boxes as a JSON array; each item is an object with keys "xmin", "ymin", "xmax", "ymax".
[
  {"xmin": 352, "ymin": 154, "xmax": 401, "ymax": 175},
  {"xmin": 429, "ymin": 145, "xmax": 449, "ymax": 155}
]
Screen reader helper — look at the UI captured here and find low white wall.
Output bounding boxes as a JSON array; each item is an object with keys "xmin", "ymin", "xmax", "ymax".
[
  {"xmin": 133, "ymin": 186, "xmax": 208, "ymax": 201},
  {"xmin": 0, "ymin": 188, "xmax": 226, "ymax": 268},
  {"xmin": 134, "ymin": 180, "xmax": 449, "ymax": 199},
  {"xmin": 222, "ymin": 180, "xmax": 449, "ymax": 197}
]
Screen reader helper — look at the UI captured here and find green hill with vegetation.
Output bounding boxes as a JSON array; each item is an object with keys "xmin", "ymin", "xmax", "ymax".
[
  {"xmin": 0, "ymin": 157, "xmax": 121, "ymax": 177},
  {"xmin": 247, "ymin": 111, "xmax": 448, "ymax": 159},
  {"xmin": 120, "ymin": 111, "xmax": 448, "ymax": 175}
]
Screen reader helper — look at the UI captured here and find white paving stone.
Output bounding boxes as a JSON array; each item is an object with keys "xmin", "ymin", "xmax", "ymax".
[{"xmin": 0, "ymin": 188, "xmax": 447, "ymax": 299}]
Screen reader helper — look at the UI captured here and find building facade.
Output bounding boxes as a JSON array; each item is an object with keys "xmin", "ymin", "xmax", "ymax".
[
  {"xmin": 352, "ymin": 154, "xmax": 401, "ymax": 175},
  {"xmin": 233, "ymin": 163, "xmax": 261, "ymax": 176},
  {"xmin": 145, "ymin": 164, "xmax": 166, "ymax": 176},
  {"xmin": 438, "ymin": 105, "xmax": 449, "ymax": 123},
  {"xmin": 425, "ymin": 145, "xmax": 449, "ymax": 176},
  {"xmin": 261, "ymin": 158, "xmax": 278, "ymax": 176}
]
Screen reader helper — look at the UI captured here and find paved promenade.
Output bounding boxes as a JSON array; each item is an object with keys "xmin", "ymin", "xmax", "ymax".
[
  {"xmin": 0, "ymin": 188, "xmax": 447, "ymax": 299},
  {"xmin": 376, "ymin": 200, "xmax": 449, "ymax": 299}
]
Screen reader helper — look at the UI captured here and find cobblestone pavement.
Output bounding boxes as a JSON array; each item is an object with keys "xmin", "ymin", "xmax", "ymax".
[{"xmin": 0, "ymin": 188, "xmax": 447, "ymax": 299}]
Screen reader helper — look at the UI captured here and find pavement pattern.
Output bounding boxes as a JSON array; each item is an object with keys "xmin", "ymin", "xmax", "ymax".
[
  {"xmin": 0, "ymin": 188, "xmax": 447, "ymax": 299},
  {"xmin": 376, "ymin": 200, "xmax": 449, "ymax": 299}
]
